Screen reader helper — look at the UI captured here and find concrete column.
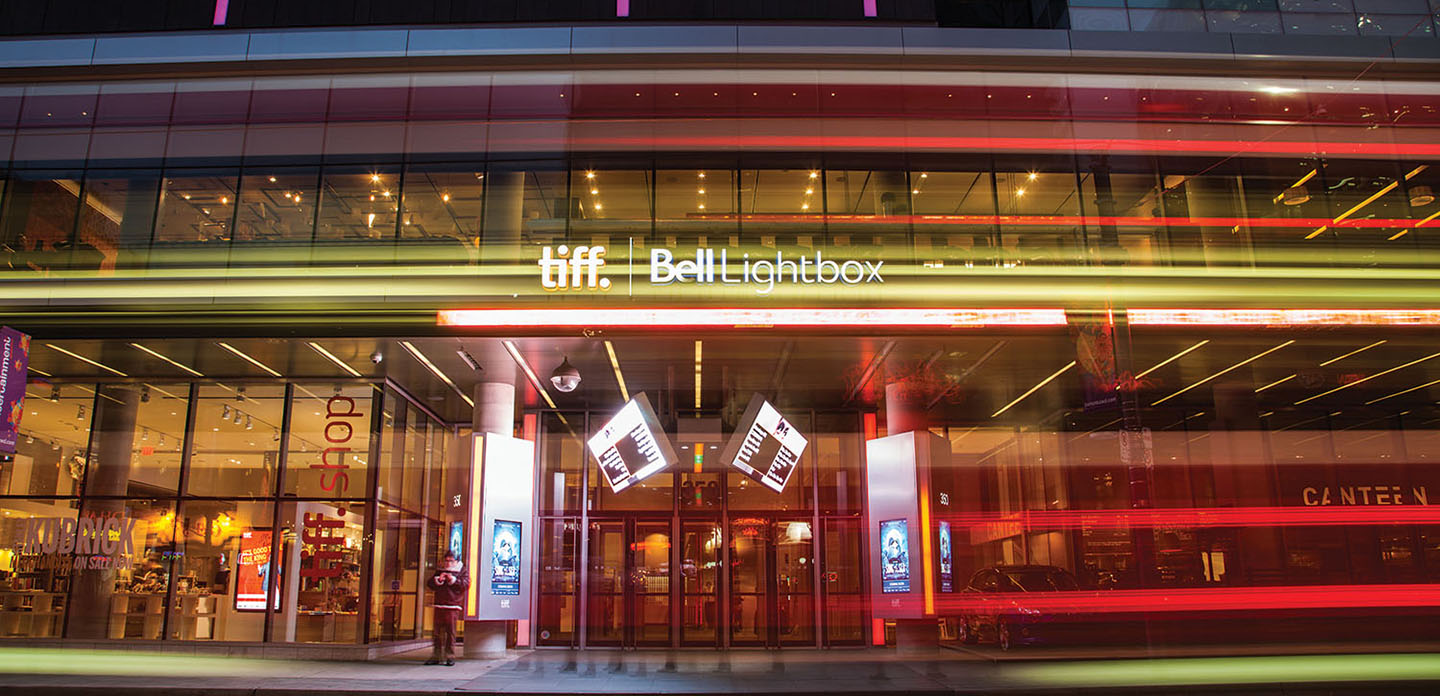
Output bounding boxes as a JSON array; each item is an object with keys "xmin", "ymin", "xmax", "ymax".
[
  {"xmin": 66, "ymin": 384, "xmax": 139, "ymax": 639},
  {"xmin": 463, "ymin": 341, "xmax": 517, "ymax": 659}
]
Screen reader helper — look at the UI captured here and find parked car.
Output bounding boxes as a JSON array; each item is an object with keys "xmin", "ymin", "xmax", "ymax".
[{"xmin": 956, "ymin": 564, "xmax": 1080, "ymax": 650}]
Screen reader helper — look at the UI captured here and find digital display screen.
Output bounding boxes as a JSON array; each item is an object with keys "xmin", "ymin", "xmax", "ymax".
[
  {"xmin": 880, "ymin": 519, "xmax": 911, "ymax": 594},
  {"xmin": 938, "ymin": 521, "xmax": 953, "ymax": 593},
  {"xmin": 490, "ymin": 519, "xmax": 521, "ymax": 596},
  {"xmin": 235, "ymin": 530, "xmax": 273, "ymax": 611},
  {"xmin": 587, "ymin": 393, "xmax": 676, "ymax": 493},
  {"xmin": 720, "ymin": 394, "xmax": 808, "ymax": 493},
  {"xmin": 448, "ymin": 521, "xmax": 464, "ymax": 561}
]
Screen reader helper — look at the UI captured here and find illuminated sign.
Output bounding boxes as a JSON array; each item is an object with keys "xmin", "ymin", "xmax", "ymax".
[
  {"xmin": 490, "ymin": 520, "xmax": 522, "ymax": 596},
  {"xmin": 719, "ymin": 393, "xmax": 807, "ymax": 493},
  {"xmin": 938, "ymin": 521, "xmax": 952, "ymax": 593},
  {"xmin": 587, "ymin": 393, "xmax": 676, "ymax": 493},
  {"xmin": 236, "ymin": 530, "xmax": 273, "ymax": 611},
  {"xmin": 880, "ymin": 519, "xmax": 911, "ymax": 594},
  {"xmin": 535, "ymin": 242, "xmax": 884, "ymax": 295}
]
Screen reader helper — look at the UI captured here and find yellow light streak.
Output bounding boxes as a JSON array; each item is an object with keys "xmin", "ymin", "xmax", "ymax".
[
  {"xmin": 1255, "ymin": 374, "xmax": 1296, "ymax": 393},
  {"xmin": 307, "ymin": 341, "xmax": 362, "ymax": 377},
  {"xmin": 1319, "ymin": 340, "xmax": 1386, "ymax": 366},
  {"xmin": 1135, "ymin": 340, "xmax": 1209, "ymax": 379},
  {"xmin": 1389, "ymin": 230, "xmax": 1410, "ymax": 241},
  {"xmin": 502, "ymin": 340, "xmax": 557, "ymax": 409},
  {"xmin": 1272, "ymin": 168, "xmax": 1317, "ymax": 203},
  {"xmin": 1296, "ymin": 351, "xmax": 1440, "ymax": 405},
  {"xmin": 1152, "ymin": 341, "xmax": 1295, "ymax": 406},
  {"xmin": 1311, "ymin": 165, "xmax": 1429, "ymax": 238},
  {"xmin": 992, "ymin": 361, "xmax": 1075, "ymax": 417},
  {"xmin": 694, "ymin": 340, "xmax": 703, "ymax": 409},
  {"xmin": 603, "ymin": 340, "xmax": 630, "ymax": 402},
  {"xmin": 1365, "ymin": 377, "xmax": 1440, "ymax": 405},
  {"xmin": 400, "ymin": 341, "xmax": 473, "ymax": 408},
  {"xmin": 217, "ymin": 342, "xmax": 281, "ymax": 377},
  {"xmin": 47, "ymin": 344, "xmax": 127, "ymax": 377}
]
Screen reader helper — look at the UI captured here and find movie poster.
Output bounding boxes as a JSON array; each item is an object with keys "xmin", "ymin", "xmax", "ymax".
[
  {"xmin": 880, "ymin": 519, "xmax": 911, "ymax": 594},
  {"xmin": 490, "ymin": 519, "xmax": 521, "ymax": 596},
  {"xmin": 938, "ymin": 521, "xmax": 953, "ymax": 593},
  {"xmin": 720, "ymin": 394, "xmax": 808, "ymax": 494},
  {"xmin": 448, "ymin": 521, "xmax": 464, "ymax": 561},
  {"xmin": 586, "ymin": 393, "xmax": 676, "ymax": 493},
  {"xmin": 235, "ymin": 530, "xmax": 273, "ymax": 611}
]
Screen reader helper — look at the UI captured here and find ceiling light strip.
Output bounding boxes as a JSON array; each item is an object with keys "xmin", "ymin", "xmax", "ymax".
[
  {"xmin": 502, "ymin": 340, "xmax": 557, "ymax": 409},
  {"xmin": 46, "ymin": 344, "xmax": 128, "ymax": 377},
  {"xmin": 992, "ymin": 361, "xmax": 1076, "ymax": 418},
  {"xmin": 1255, "ymin": 374, "xmax": 1296, "ymax": 393},
  {"xmin": 1152, "ymin": 341, "xmax": 1295, "ymax": 406},
  {"xmin": 1319, "ymin": 340, "xmax": 1387, "ymax": 367},
  {"xmin": 1296, "ymin": 350, "xmax": 1440, "ymax": 405},
  {"xmin": 307, "ymin": 341, "xmax": 362, "ymax": 377},
  {"xmin": 217, "ymin": 342, "xmax": 282, "ymax": 377},
  {"xmin": 401, "ymin": 341, "xmax": 474, "ymax": 408},
  {"xmin": 1134, "ymin": 340, "xmax": 1209, "ymax": 379},
  {"xmin": 1366, "ymin": 377, "xmax": 1440, "ymax": 405},
  {"xmin": 439, "ymin": 308, "xmax": 1069, "ymax": 328},
  {"xmin": 129, "ymin": 343, "xmax": 203, "ymax": 377},
  {"xmin": 604, "ymin": 340, "xmax": 630, "ymax": 402}
]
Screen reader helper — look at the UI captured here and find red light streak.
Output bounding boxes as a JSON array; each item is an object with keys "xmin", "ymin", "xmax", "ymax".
[
  {"xmin": 945, "ymin": 506, "xmax": 1440, "ymax": 533},
  {"xmin": 712, "ymin": 213, "xmax": 1432, "ymax": 230},
  {"xmin": 934, "ymin": 584, "xmax": 1440, "ymax": 615},
  {"xmin": 1130, "ymin": 309, "xmax": 1440, "ymax": 326}
]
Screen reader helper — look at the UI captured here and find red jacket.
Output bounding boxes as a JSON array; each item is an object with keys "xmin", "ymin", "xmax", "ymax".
[{"xmin": 428, "ymin": 565, "xmax": 470, "ymax": 609}]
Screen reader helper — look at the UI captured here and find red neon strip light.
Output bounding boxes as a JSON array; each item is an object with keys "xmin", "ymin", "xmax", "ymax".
[
  {"xmin": 1130, "ymin": 309, "xmax": 1440, "ymax": 326},
  {"xmin": 932, "ymin": 584, "xmax": 1440, "ymax": 615},
  {"xmin": 212, "ymin": 0, "xmax": 228, "ymax": 25},
  {"xmin": 950, "ymin": 506, "xmax": 1440, "ymax": 534},
  {"xmin": 720, "ymin": 213, "xmax": 1433, "ymax": 230},
  {"xmin": 547, "ymin": 134, "xmax": 1440, "ymax": 158},
  {"xmin": 439, "ymin": 308, "xmax": 1070, "ymax": 328}
]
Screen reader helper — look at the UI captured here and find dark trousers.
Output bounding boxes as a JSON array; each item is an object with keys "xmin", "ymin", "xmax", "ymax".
[{"xmin": 432, "ymin": 607, "xmax": 461, "ymax": 661}]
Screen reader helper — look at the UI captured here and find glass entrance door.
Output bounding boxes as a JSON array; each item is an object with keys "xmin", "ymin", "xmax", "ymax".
[
  {"xmin": 729, "ymin": 517, "xmax": 817, "ymax": 647},
  {"xmin": 680, "ymin": 521, "xmax": 722, "ymax": 646},
  {"xmin": 586, "ymin": 518, "xmax": 672, "ymax": 647}
]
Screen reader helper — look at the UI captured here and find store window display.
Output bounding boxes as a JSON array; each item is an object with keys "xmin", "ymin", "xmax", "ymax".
[
  {"xmin": 171, "ymin": 500, "xmax": 274, "ymax": 641},
  {"xmin": 267, "ymin": 500, "xmax": 365, "ymax": 644}
]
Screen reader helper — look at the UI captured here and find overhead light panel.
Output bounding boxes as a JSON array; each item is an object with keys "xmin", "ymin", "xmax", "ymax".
[
  {"xmin": 1135, "ymin": 340, "xmax": 1209, "ymax": 379},
  {"xmin": 1255, "ymin": 374, "xmax": 1296, "ymax": 393},
  {"xmin": 992, "ymin": 361, "xmax": 1076, "ymax": 418},
  {"xmin": 400, "ymin": 341, "xmax": 473, "ymax": 408},
  {"xmin": 47, "ymin": 344, "xmax": 127, "ymax": 377},
  {"xmin": 604, "ymin": 340, "xmax": 630, "ymax": 402},
  {"xmin": 502, "ymin": 340, "xmax": 557, "ymax": 409},
  {"xmin": 1365, "ymin": 377, "xmax": 1440, "ymax": 405},
  {"xmin": 1152, "ymin": 341, "xmax": 1295, "ymax": 406},
  {"xmin": 307, "ymin": 341, "xmax": 362, "ymax": 377},
  {"xmin": 129, "ymin": 343, "xmax": 203, "ymax": 377},
  {"xmin": 217, "ymin": 342, "xmax": 282, "ymax": 377},
  {"xmin": 1296, "ymin": 350, "xmax": 1440, "ymax": 405}
]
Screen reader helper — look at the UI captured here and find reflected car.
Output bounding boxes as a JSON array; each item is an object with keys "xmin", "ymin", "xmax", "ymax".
[{"xmin": 956, "ymin": 564, "xmax": 1080, "ymax": 650}]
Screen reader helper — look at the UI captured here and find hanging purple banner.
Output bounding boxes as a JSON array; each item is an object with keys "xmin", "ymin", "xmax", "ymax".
[{"xmin": 0, "ymin": 327, "xmax": 31, "ymax": 453}]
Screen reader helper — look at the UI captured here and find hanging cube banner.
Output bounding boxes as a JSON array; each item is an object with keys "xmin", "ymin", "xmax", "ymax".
[
  {"xmin": 587, "ymin": 392, "xmax": 677, "ymax": 493},
  {"xmin": 720, "ymin": 393, "xmax": 808, "ymax": 493}
]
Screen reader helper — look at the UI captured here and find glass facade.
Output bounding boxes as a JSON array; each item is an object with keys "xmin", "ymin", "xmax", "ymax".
[{"xmin": 0, "ymin": 380, "xmax": 457, "ymax": 644}]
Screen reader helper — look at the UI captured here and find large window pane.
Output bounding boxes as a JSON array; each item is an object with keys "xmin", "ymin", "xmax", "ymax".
[
  {"xmin": 0, "ymin": 497, "xmax": 81, "ymax": 637},
  {"xmin": 398, "ymin": 164, "xmax": 483, "ymax": 265},
  {"xmin": 233, "ymin": 167, "xmax": 318, "ymax": 248},
  {"xmin": 267, "ymin": 500, "xmax": 365, "ymax": 644},
  {"xmin": 85, "ymin": 383, "xmax": 187, "ymax": 497},
  {"xmin": 171, "ymin": 500, "xmax": 275, "ymax": 641},
  {"xmin": 6, "ymin": 383, "xmax": 91, "ymax": 497},
  {"xmin": 285, "ymin": 384, "xmax": 374, "ymax": 499},
  {"xmin": 66, "ymin": 498, "xmax": 176, "ymax": 640},
  {"xmin": 187, "ymin": 385, "xmax": 284, "ymax": 497},
  {"xmin": 153, "ymin": 169, "xmax": 238, "ymax": 245},
  {"xmin": 0, "ymin": 170, "xmax": 82, "ymax": 274}
]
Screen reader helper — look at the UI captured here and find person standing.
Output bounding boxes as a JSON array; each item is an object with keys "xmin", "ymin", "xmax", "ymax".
[{"xmin": 425, "ymin": 551, "xmax": 469, "ymax": 666}]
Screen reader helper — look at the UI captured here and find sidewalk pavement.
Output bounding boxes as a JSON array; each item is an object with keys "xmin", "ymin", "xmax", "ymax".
[{"xmin": 1, "ymin": 645, "xmax": 1439, "ymax": 695}]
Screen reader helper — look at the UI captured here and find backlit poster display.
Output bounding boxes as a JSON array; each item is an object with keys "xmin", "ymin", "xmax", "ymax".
[
  {"xmin": 448, "ymin": 521, "xmax": 464, "ymax": 561},
  {"xmin": 880, "ymin": 519, "xmax": 911, "ymax": 594},
  {"xmin": 236, "ymin": 530, "xmax": 273, "ymax": 611},
  {"xmin": 720, "ymin": 393, "xmax": 807, "ymax": 493},
  {"xmin": 490, "ymin": 520, "xmax": 521, "ymax": 596},
  {"xmin": 938, "ymin": 521, "xmax": 953, "ymax": 593},
  {"xmin": 587, "ymin": 393, "xmax": 676, "ymax": 493}
]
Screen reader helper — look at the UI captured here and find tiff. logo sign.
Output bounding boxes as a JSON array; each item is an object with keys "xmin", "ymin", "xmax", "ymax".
[{"xmin": 539, "ymin": 245, "xmax": 611, "ymax": 291}]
